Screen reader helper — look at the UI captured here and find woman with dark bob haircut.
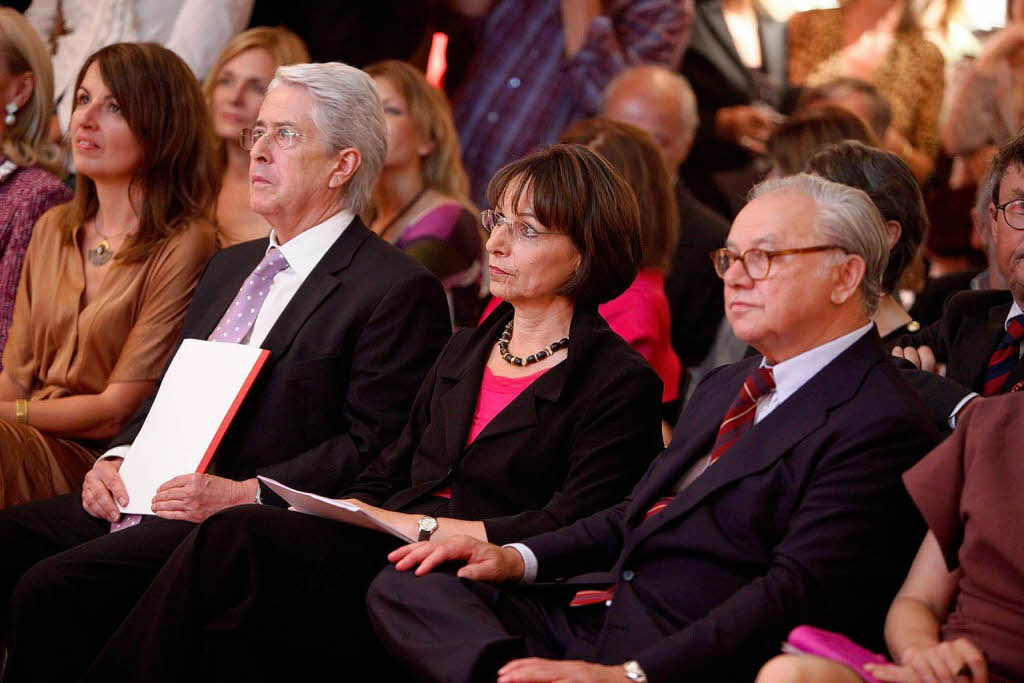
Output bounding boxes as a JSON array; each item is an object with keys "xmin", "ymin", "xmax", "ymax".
[
  {"xmin": 0, "ymin": 42, "xmax": 218, "ymax": 507},
  {"xmin": 82, "ymin": 144, "xmax": 665, "ymax": 681},
  {"xmin": 805, "ymin": 140, "xmax": 926, "ymax": 342}
]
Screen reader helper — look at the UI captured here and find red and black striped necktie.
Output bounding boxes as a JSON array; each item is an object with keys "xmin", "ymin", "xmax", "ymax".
[{"xmin": 982, "ymin": 315, "xmax": 1024, "ymax": 396}]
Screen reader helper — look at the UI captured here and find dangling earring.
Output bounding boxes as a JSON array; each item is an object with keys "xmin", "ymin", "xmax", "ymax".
[{"xmin": 4, "ymin": 102, "xmax": 17, "ymax": 126}]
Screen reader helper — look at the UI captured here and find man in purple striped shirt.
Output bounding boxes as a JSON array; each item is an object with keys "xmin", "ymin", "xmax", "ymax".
[{"xmin": 450, "ymin": 0, "xmax": 693, "ymax": 206}]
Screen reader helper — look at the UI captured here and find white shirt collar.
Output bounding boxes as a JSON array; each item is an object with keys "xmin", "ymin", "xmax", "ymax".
[
  {"xmin": 266, "ymin": 209, "xmax": 354, "ymax": 279},
  {"xmin": 760, "ymin": 322, "xmax": 875, "ymax": 406},
  {"xmin": 1004, "ymin": 300, "xmax": 1023, "ymax": 331}
]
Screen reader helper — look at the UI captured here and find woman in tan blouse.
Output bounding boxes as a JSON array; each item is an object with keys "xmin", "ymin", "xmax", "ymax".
[
  {"xmin": 789, "ymin": 0, "xmax": 945, "ymax": 183},
  {"xmin": 0, "ymin": 43, "xmax": 218, "ymax": 507}
]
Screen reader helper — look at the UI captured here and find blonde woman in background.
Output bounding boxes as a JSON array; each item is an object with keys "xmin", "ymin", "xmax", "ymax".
[
  {"xmin": 204, "ymin": 27, "xmax": 308, "ymax": 247},
  {"xmin": 0, "ymin": 9, "xmax": 71, "ymax": 367},
  {"xmin": 789, "ymin": 0, "xmax": 944, "ymax": 183},
  {"xmin": 365, "ymin": 60, "xmax": 484, "ymax": 328}
]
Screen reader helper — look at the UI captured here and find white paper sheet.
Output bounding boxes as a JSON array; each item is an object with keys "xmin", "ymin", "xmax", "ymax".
[
  {"xmin": 257, "ymin": 476, "xmax": 416, "ymax": 543},
  {"xmin": 117, "ymin": 339, "xmax": 268, "ymax": 515}
]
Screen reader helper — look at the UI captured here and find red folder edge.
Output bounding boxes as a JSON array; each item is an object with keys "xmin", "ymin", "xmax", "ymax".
[{"xmin": 194, "ymin": 349, "xmax": 270, "ymax": 474}]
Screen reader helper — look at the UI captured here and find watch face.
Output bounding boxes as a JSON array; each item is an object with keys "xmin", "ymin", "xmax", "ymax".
[{"xmin": 419, "ymin": 517, "xmax": 438, "ymax": 532}]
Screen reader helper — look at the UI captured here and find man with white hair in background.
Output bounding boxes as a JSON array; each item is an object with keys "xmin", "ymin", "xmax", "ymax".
[
  {"xmin": 601, "ymin": 64, "xmax": 731, "ymax": 370},
  {"xmin": 368, "ymin": 174, "xmax": 938, "ymax": 682},
  {"xmin": 0, "ymin": 62, "xmax": 451, "ymax": 683}
]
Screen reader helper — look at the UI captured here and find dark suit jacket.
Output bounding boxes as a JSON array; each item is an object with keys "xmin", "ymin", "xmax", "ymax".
[
  {"xmin": 343, "ymin": 303, "xmax": 665, "ymax": 545},
  {"xmin": 681, "ymin": 0, "xmax": 794, "ymax": 217},
  {"xmin": 664, "ymin": 182, "xmax": 730, "ymax": 368},
  {"xmin": 111, "ymin": 218, "xmax": 453, "ymax": 497},
  {"xmin": 521, "ymin": 330, "xmax": 938, "ymax": 680},
  {"xmin": 890, "ymin": 289, "xmax": 1021, "ymax": 395}
]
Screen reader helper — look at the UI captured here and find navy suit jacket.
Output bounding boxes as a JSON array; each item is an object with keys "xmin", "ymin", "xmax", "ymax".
[
  {"xmin": 522, "ymin": 329, "xmax": 938, "ymax": 680},
  {"xmin": 111, "ymin": 218, "xmax": 452, "ymax": 497}
]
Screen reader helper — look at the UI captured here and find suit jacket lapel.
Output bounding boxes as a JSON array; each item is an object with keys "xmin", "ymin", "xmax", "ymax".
[
  {"xmin": 961, "ymin": 303, "xmax": 1011, "ymax": 389},
  {"xmin": 624, "ymin": 331, "xmax": 885, "ymax": 553},
  {"xmin": 697, "ymin": 2, "xmax": 754, "ymax": 97},
  {"xmin": 258, "ymin": 218, "xmax": 371, "ymax": 364},
  {"xmin": 759, "ymin": 14, "xmax": 787, "ymax": 88}
]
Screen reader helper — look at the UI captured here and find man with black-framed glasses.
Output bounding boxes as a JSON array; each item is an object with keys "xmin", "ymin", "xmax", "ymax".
[{"xmin": 892, "ymin": 132, "xmax": 1024, "ymax": 397}]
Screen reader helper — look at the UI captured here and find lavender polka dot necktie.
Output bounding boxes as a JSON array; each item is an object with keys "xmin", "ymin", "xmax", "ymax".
[
  {"xmin": 110, "ymin": 247, "xmax": 290, "ymax": 534},
  {"xmin": 208, "ymin": 247, "xmax": 290, "ymax": 344}
]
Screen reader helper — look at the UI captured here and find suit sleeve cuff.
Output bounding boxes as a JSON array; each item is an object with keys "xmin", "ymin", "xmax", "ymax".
[
  {"xmin": 99, "ymin": 444, "xmax": 131, "ymax": 461},
  {"xmin": 503, "ymin": 543, "xmax": 538, "ymax": 583},
  {"xmin": 948, "ymin": 392, "xmax": 978, "ymax": 429}
]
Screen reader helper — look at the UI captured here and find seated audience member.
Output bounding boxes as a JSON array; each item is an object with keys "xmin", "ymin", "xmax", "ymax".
[
  {"xmin": 367, "ymin": 173, "xmax": 939, "ymax": 682},
  {"xmin": 892, "ymin": 132, "xmax": 1024, "ymax": 396},
  {"xmin": 0, "ymin": 62, "xmax": 452, "ymax": 683},
  {"xmin": 205, "ymin": 26, "xmax": 309, "ymax": 247},
  {"xmin": 365, "ymin": 60, "xmax": 484, "ymax": 328},
  {"xmin": 806, "ymin": 141, "xmax": 975, "ymax": 430},
  {"xmin": 941, "ymin": 14, "xmax": 1024, "ymax": 193},
  {"xmin": 967, "ymin": 161, "xmax": 1008, "ymax": 292},
  {"xmin": 788, "ymin": 0, "xmax": 944, "ymax": 183},
  {"xmin": 797, "ymin": 76, "xmax": 892, "ymax": 142},
  {"xmin": 560, "ymin": 118, "xmax": 682, "ymax": 425},
  {"xmin": 0, "ymin": 9, "xmax": 71, "ymax": 365},
  {"xmin": 766, "ymin": 106, "xmax": 876, "ymax": 177},
  {"xmin": 757, "ymin": 393, "xmax": 1024, "ymax": 683},
  {"xmin": 0, "ymin": 43, "xmax": 219, "ymax": 509},
  {"xmin": 82, "ymin": 144, "xmax": 665, "ymax": 682},
  {"xmin": 681, "ymin": 0, "xmax": 793, "ymax": 218},
  {"xmin": 448, "ymin": 0, "xmax": 692, "ymax": 206},
  {"xmin": 600, "ymin": 64, "xmax": 731, "ymax": 370}
]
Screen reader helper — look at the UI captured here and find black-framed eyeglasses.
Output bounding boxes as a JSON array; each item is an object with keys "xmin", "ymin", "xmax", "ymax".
[
  {"xmin": 994, "ymin": 198, "xmax": 1024, "ymax": 231},
  {"xmin": 711, "ymin": 245, "xmax": 848, "ymax": 280},
  {"xmin": 481, "ymin": 209, "xmax": 564, "ymax": 244}
]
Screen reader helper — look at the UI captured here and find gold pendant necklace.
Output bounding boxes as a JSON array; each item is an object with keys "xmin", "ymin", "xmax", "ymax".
[
  {"xmin": 87, "ymin": 240, "xmax": 114, "ymax": 266},
  {"xmin": 86, "ymin": 213, "xmax": 135, "ymax": 267}
]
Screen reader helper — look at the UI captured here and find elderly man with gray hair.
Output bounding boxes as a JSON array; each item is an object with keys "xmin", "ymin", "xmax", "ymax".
[
  {"xmin": 365, "ymin": 173, "xmax": 938, "ymax": 683},
  {"xmin": 0, "ymin": 62, "xmax": 451, "ymax": 682}
]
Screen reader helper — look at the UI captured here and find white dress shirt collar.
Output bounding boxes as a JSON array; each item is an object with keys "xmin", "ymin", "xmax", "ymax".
[
  {"xmin": 267, "ymin": 209, "xmax": 354, "ymax": 279},
  {"xmin": 760, "ymin": 322, "xmax": 875, "ymax": 409},
  {"xmin": 1004, "ymin": 300, "xmax": 1023, "ymax": 331}
]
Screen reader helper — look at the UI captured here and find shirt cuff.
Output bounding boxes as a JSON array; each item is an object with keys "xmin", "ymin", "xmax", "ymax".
[
  {"xmin": 503, "ymin": 543, "xmax": 538, "ymax": 583},
  {"xmin": 99, "ymin": 444, "xmax": 131, "ymax": 461},
  {"xmin": 948, "ymin": 392, "xmax": 978, "ymax": 429}
]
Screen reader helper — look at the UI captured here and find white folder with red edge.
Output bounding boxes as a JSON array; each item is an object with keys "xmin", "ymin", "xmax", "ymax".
[{"xmin": 116, "ymin": 339, "xmax": 269, "ymax": 516}]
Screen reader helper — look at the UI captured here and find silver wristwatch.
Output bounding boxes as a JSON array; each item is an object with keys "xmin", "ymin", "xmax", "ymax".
[
  {"xmin": 623, "ymin": 660, "xmax": 647, "ymax": 682},
  {"xmin": 417, "ymin": 516, "xmax": 438, "ymax": 541}
]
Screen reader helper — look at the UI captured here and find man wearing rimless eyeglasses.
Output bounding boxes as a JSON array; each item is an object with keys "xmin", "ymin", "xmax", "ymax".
[{"xmin": 891, "ymin": 132, "xmax": 1024, "ymax": 398}]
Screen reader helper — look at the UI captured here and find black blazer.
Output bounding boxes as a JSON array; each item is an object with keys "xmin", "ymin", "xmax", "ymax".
[
  {"xmin": 521, "ymin": 330, "xmax": 938, "ymax": 680},
  {"xmin": 111, "ymin": 218, "xmax": 453, "ymax": 497},
  {"xmin": 890, "ymin": 289, "xmax": 1022, "ymax": 395},
  {"xmin": 681, "ymin": 0, "xmax": 793, "ymax": 216},
  {"xmin": 343, "ymin": 303, "xmax": 665, "ymax": 546}
]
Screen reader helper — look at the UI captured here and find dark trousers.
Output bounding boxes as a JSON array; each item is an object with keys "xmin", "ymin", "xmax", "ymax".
[
  {"xmin": 0, "ymin": 493, "xmax": 196, "ymax": 683},
  {"xmin": 83, "ymin": 504, "xmax": 405, "ymax": 682},
  {"xmin": 367, "ymin": 565, "xmax": 606, "ymax": 683}
]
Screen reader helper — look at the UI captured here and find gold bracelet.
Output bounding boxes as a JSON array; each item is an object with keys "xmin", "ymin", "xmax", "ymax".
[{"xmin": 15, "ymin": 398, "xmax": 27, "ymax": 425}]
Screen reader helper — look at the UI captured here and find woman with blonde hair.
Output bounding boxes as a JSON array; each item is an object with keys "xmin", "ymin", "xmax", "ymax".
[
  {"xmin": 204, "ymin": 26, "xmax": 309, "ymax": 247},
  {"xmin": 365, "ymin": 59, "xmax": 484, "ymax": 328},
  {"xmin": 0, "ymin": 43, "xmax": 218, "ymax": 507},
  {"xmin": 0, "ymin": 8, "xmax": 71, "ymax": 365}
]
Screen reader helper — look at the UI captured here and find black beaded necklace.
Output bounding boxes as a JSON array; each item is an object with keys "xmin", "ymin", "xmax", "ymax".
[{"xmin": 497, "ymin": 320, "xmax": 569, "ymax": 367}]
